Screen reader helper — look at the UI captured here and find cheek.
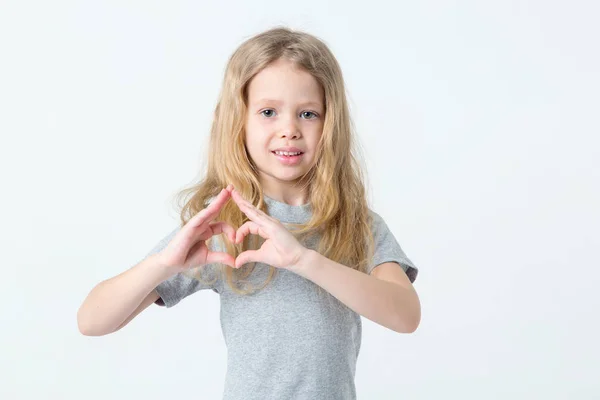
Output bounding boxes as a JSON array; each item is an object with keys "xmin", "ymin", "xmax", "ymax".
[
  {"xmin": 244, "ymin": 121, "xmax": 258, "ymax": 145},
  {"xmin": 308, "ymin": 125, "xmax": 324, "ymax": 148},
  {"xmin": 246, "ymin": 121, "xmax": 270, "ymax": 147},
  {"xmin": 243, "ymin": 130, "xmax": 267, "ymax": 159}
]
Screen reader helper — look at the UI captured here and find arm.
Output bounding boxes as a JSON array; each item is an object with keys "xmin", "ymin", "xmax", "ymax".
[
  {"xmin": 112, "ymin": 289, "xmax": 160, "ymax": 332},
  {"xmin": 295, "ymin": 252, "xmax": 421, "ymax": 333},
  {"xmin": 77, "ymin": 254, "xmax": 171, "ymax": 336},
  {"xmin": 228, "ymin": 188, "xmax": 420, "ymax": 333},
  {"xmin": 77, "ymin": 186, "xmax": 238, "ymax": 336}
]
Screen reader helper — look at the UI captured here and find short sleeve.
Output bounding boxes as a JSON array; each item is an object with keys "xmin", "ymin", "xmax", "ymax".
[
  {"xmin": 144, "ymin": 226, "xmax": 221, "ymax": 308},
  {"xmin": 367, "ymin": 211, "xmax": 418, "ymax": 283}
]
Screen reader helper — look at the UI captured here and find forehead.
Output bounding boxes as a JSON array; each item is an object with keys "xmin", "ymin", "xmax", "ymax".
[{"xmin": 247, "ymin": 59, "xmax": 324, "ymax": 106}]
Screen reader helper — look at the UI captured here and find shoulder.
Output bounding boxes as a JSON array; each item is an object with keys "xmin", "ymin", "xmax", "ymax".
[
  {"xmin": 366, "ymin": 209, "xmax": 395, "ymax": 243},
  {"xmin": 366, "ymin": 208, "xmax": 419, "ymax": 283},
  {"xmin": 367, "ymin": 209, "xmax": 390, "ymax": 233},
  {"xmin": 368, "ymin": 209, "xmax": 383, "ymax": 222}
]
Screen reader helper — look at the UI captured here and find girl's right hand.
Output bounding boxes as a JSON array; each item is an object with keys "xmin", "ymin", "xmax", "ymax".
[{"xmin": 156, "ymin": 185, "xmax": 237, "ymax": 275}]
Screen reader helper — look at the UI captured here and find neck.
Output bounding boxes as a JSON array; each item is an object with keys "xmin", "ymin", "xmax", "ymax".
[{"xmin": 259, "ymin": 176, "xmax": 310, "ymax": 206}]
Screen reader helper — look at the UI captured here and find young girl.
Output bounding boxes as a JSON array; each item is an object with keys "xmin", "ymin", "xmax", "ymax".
[{"xmin": 78, "ymin": 27, "xmax": 420, "ymax": 399}]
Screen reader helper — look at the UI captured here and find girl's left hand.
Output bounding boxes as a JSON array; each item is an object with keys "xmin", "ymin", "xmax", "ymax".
[{"xmin": 230, "ymin": 189, "xmax": 307, "ymax": 271}]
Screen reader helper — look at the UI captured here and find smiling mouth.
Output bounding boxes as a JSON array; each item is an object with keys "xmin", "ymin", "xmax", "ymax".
[
  {"xmin": 271, "ymin": 150, "xmax": 304, "ymax": 157},
  {"xmin": 271, "ymin": 150, "xmax": 304, "ymax": 165}
]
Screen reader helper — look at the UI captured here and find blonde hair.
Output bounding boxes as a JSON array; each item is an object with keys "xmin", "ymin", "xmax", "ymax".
[{"xmin": 173, "ymin": 26, "xmax": 375, "ymax": 295}]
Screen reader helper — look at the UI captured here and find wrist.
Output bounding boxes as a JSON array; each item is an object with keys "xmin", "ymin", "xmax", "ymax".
[
  {"xmin": 141, "ymin": 253, "xmax": 177, "ymax": 284},
  {"xmin": 290, "ymin": 248, "xmax": 321, "ymax": 278}
]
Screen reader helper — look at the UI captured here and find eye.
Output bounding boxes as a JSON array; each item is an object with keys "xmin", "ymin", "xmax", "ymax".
[
  {"xmin": 301, "ymin": 111, "xmax": 318, "ymax": 119},
  {"xmin": 260, "ymin": 109, "xmax": 276, "ymax": 118}
]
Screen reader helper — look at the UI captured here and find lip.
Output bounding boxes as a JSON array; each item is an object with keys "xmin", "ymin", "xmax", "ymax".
[
  {"xmin": 271, "ymin": 147, "xmax": 304, "ymax": 153},
  {"xmin": 271, "ymin": 148, "xmax": 304, "ymax": 166}
]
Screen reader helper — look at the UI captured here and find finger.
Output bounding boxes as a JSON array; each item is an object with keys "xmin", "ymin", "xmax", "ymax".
[
  {"xmin": 188, "ymin": 188, "xmax": 231, "ymax": 228},
  {"xmin": 237, "ymin": 192, "xmax": 270, "ymax": 219},
  {"xmin": 230, "ymin": 189, "xmax": 255, "ymax": 209},
  {"xmin": 208, "ymin": 221, "xmax": 236, "ymax": 243},
  {"xmin": 188, "ymin": 193, "xmax": 227, "ymax": 229},
  {"xmin": 235, "ymin": 249, "xmax": 262, "ymax": 268},
  {"xmin": 204, "ymin": 188, "xmax": 232, "ymax": 216},
  {"xmin": 231, "ymin": 190, "xmax": 267, "ymax": 225},
  {"xmin": 206, "ymin": 251, "xmax": 236, "ymax": 268},
  {"xmin": 235, "ymin": 221, "xmax": 266, "ymax": 243}
]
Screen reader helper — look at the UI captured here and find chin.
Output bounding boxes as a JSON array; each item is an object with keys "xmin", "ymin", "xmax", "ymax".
[
  {"xmin": 263, "ymin": 168, "xmax": 309, "ymax": 184},
  {"xmin": 274, "ymin": 172, "xmax": 308, "ymax": 182}
]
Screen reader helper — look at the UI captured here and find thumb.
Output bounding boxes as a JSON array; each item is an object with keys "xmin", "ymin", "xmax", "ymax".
[
  {"xmin": 206, "ymin": 251, "xmax": 236, "ymax": 268},
  {"xmin": 235, "ymin": 250, "xmax": 262, "ymax": 268}
]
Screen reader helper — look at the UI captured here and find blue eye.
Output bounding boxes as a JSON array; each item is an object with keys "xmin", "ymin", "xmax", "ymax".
[
  {"xmin": 259, "ymin": 109, "xmax": 319, "ymax": 119},
  {"xmin": 301, "ymin": 111, "xmax": 318, "ymax": 119},
  {"xmin": 260, "ymin": 109, "xmax": 276, "ymax": 118}
]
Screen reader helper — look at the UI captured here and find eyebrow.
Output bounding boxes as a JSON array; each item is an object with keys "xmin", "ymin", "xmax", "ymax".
[{"xmin": 252, "ymin": 98, "xmax": 324, "ymax": 109}]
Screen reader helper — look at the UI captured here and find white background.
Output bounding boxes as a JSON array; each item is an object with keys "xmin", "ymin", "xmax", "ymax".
[{"xmin": 1, "ymin": 1, "xmax": 598, "ymax": 399}]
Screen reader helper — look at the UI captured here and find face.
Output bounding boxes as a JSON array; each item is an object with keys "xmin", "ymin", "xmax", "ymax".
[{"xmin": 244, "ymin": 58, "xmax": 325, "ymax": 192}]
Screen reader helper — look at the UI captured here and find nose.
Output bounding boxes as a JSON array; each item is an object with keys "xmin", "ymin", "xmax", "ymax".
[
  {"xmin": 279, "ymin": 114, "xmax": 302, "ymax": 139},
  {"xmin": 280, "ymin": 130, "xmax": 301, "ymax": 140}
]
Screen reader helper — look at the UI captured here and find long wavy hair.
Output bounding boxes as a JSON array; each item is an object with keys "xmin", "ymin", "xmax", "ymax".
[{"xmin": 172, "ymin": 27, "xmax": 375, "ymax": 295}]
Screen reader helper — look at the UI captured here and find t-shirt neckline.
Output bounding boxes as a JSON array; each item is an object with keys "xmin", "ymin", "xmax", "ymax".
[{"xmin": 263, "ymin": 194, "xmax": 312, "ymax": 224}]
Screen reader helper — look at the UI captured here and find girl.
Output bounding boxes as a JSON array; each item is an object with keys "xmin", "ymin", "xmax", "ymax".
[{"xmin": 77, "ymin": 27, "xmax": 420, "ymax": 399}]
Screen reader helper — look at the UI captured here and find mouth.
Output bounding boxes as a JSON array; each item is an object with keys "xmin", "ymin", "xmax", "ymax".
[
  {"xmin": 271, "ymin": 150, "xmax": 304, "ymax": 165},
  {"xmin": 271, "ymin": 150, "xmax": 304, "ymax": 157}
]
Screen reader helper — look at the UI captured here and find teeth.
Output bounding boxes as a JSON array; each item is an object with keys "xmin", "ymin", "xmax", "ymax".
[{"xmin": 274, "ymin": 151, "xmax": 302, "ymax": 156}]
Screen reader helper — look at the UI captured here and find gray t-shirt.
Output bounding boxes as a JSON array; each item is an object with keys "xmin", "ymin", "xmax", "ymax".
[{"xmin": 146, "ymin": 195, "xmax": 418, "ymax": 400}]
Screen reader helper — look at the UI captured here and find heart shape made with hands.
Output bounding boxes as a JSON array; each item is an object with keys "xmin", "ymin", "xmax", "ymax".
[{"xmin": 185, "ymin": 185, "xmax": 307, "ymax": 271}]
